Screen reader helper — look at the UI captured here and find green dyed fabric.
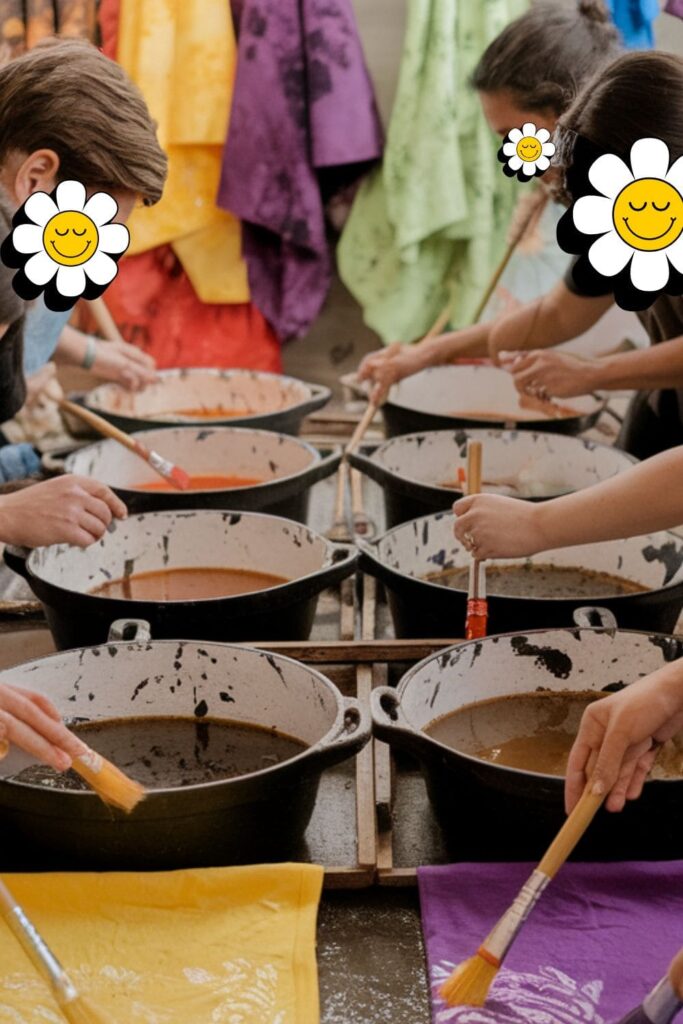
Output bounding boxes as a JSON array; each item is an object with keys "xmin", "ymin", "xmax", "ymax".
[{"xmin": 338, "ymin": 0, "xmax": 529, "ymax": 343}]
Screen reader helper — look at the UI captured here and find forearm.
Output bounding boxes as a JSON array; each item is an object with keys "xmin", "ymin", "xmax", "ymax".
[
  {"xmin": 52, "ymin": 324, "xmax": 91, "ymax": 367},
  {"xmin": 414, "ymin": 322, "xmax": 491, "ymax": 366},
  {"xmin": 489, "ymin": 285, "xmax": 613, "ymax": 359},
  {"xmin": 534, "ymin": 447, "xmax": 683, "ymax": 550},
  {"xmin": 592, "ymin": 337, "xmax": 683, "ymax": 391}
]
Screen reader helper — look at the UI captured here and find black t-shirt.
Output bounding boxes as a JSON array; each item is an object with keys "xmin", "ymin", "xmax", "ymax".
[{"xmin": 0, "ymin": 190, "xmax": 25, "ymax": 423}]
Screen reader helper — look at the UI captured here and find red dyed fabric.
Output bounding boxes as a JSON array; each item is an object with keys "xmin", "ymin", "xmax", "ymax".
[{"xmin": 96, "ymin": 0, "xmax": 282, "ymax": 372}]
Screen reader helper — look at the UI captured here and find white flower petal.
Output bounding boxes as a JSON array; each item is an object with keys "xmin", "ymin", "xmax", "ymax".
[
  {"xmin": 573, "ymin": 195, "xmax": 614, "ymax": 236},
  {"xmin": 536, "ymin": 128, "xmax": 550, "ymax": 143},
  {"xmin": 83, "ymin": 249, "xmax": 117, "ymax": 286},
  {"xmin": 588, "ymin": 231, "xmax": 633, "ymax": 278},
  {"xmin": 56, "ymin": 264, "xmax": 86, "ymax": 297},
  {"xmin": 508, "ymin": 128, "xmax": 522, "ymax": 143},
  {"xmin": 522, "ymin": 162, "xmax": 536, "ymax": 176},
  {"xmin": 98, "ymin": 223, "xmax": 129, "ymax": 255},
  {"xmin": 630, "ymin": 249, "xmax": 670, "ymax": 292},
  {"xmin": 24, "ymin": 250, "xmax": 57, "ymax": 285},
  {"xmin": 664, "ymin": 155, "xmax": 683, "ymax": 195},
  {"xmin": 541, "ymin": 142, "xmax": 555, "ymax": 157},
  {"xmin": 665, "ymin": 233, "xmax": 683, "ymax": 273},
  {"xmin": 502, "ymin": 142, "xmax": 516, "ymax": 157},
  {"xmin": 630, "ymin": 138, "xmax": 671, "ymax": 181},
  {"xmin": 507, "ymin": 156, "xmax": 523, "ymax": 172},
  {"xmin": 83, "ymin": 191, "xmax": 117, "ymax": 227},
  {"xmin": 24, "ymin": 192, "xmax": 58, "ymax": 228},
  {"xmin": 12, "ymin": 223, "xmax": 43, "ymax": 254},
  {"xmin": 535, "ymin": 155, "xmax": 550, "ymax": 172},
  {"xmin": 55, "ymin": 180, "xmax": 86, "ymax": 212},
  {"xmin": 522, "ymin": 122, "xmax": 536, "ymax": 137},
  {"xmin": 588, "ymin": 154, "xmax": 633, "ymax": 200}
]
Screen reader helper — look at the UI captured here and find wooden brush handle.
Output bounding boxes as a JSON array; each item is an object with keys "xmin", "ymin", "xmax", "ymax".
[
  {"xmin": 88, "ymin": 296, "xmax": 126, "ymax": 345},
  {"xmin": 466, "ymin": 441, "xmax": 483, "ymax": 497},
  {"xmin": 346, "ymin": 400, "xmax": 378, "ymax": 456},
  {"xmin": 538, "ymin": 787, "xmax": 604, "ymax": 879},
  {"xmin": 59, "ymin": 397, "xmax": 143, "ymax": 455}
]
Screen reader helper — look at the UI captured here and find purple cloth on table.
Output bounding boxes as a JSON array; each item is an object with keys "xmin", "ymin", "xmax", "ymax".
[
  {"xmin": 418, "ymin": 862, "xmax": 683, "ymax": 1024},
  {"xmin": 665, "ymin": 0, "xmax": 683, "ymax": 18},
  {"xmin": 219, "ymin": 0, "xmax": 383, "ymax": 341}
]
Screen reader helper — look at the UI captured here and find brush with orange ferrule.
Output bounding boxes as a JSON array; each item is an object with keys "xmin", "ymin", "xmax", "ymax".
[
  {"xmin": 46, "ymin": 380, "xmax": 190, "ymax": 491},
  {"xmin": 0, "ymin": 737, "xmax": 144, "ymax": 814},
  {"xmin": 464, "ymin": 441, "xmax": 487, "ymax": 641},
  {"xmin": 0, "ymin": 877, "xmax": 117, "ymax": 1024},
  {"xmin": 439, "ymin": 782, "xmax": 605, "ymax": 1007}
]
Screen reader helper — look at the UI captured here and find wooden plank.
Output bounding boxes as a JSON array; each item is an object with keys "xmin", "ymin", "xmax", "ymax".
[{"xmin": 234, "ymin": 639, "xmax": 458, "ymax": 662}]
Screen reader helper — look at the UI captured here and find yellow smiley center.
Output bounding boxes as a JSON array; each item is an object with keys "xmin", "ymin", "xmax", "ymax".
[
  {"xmin": 43, "ymin": 211, "xmax": 98, "ymax": 266},
  {"xmin": 612, "ymin": 178, "xmax": 683, "ymax": 252},
  {"xmin": 515, "ymin": 136, "xmax": 542, "ymax": 162}
]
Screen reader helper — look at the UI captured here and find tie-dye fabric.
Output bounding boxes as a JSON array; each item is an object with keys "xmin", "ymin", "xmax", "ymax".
[{"xmin": 418, "ymin": 862, "xmax": 683, "ymax": 1024}]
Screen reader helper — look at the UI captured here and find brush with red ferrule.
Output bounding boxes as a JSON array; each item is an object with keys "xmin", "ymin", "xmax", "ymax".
[
  {"xmin": 464, "ymin": 441, "xmax": 487, "ymax": 640},
  {"xmin": 133, "ymin": 441, "xmax": 191, "ymax": 491}
]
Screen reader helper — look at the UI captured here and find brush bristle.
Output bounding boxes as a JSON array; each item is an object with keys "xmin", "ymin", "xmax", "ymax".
[
  {"xmin": 168, "ymin": 465, "xmax": 191, "ymax": 491},
  {"xmin": 60, "ymin": 996, "xmax": 116, "ymax": 1024},
  {"xmin": 439, "ymin": 953, "xmax": 500, "ymax": 1007},
  {"xmin": 74, "ymin": 757, "xmax": 146, "ymax": 814}
]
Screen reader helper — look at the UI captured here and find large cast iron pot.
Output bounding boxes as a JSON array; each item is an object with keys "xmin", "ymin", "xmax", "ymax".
[
  {"xmin": 359, "ymin": 511, "xmax": 683, "ymax": 636},
  {"xmin": 372, "ymin": 611, "xmax": 683, "ymax": 860},
  {"xmin": 59, "ymin": 426, "xmax": 340, "ymax": 521},
  {"xmin": 348, "ymin": 429, "xmax": 636, "ymax": 527},
  {"xmin": 5, "ymin": 510, "xmax": 357, "ymax": 649},
  {"xmin": 79, "ymin": 368, "xmax": 331, "ymax": 435},
  {"xmin": 0, "ymin": 620, "xmax": 370, "ymax": 870},
  {"xmin": 351, "ymin": 365, "xmax": 605, "ymax": 437}
]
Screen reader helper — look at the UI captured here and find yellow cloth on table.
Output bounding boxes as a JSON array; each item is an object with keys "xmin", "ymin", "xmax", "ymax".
[
  {"xmin": 117, "ymin": 0, "xmax": 249, "ymax": 303},
  {"xmin": 0, "ymin": 863, "xmax": 323, "ymax": 1023}
]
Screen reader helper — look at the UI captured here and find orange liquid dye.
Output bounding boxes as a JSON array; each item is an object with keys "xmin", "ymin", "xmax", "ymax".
[
  {"xmin": 137, "ymin": 474, "xmax": 262, "ymax": 492},
  {"xmin": 172, "ymin": 407, "xmax": 251, "ymax": 418}
]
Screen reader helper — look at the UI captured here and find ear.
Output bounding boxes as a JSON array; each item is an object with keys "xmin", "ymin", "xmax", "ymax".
[{"xmin": 12, "ymin": 149, "xmax": 61, "ymax": 205}]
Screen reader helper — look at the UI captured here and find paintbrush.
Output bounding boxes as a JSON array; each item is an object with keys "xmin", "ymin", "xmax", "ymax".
[
  {"xmin": 464, "ymin": 441, "xmax": 487, "ymax": 640},
  {"xmin": 46, "ymin": 381, "xmax": 190, "ymax": 491},
  {"xmin": 0, "ymin": 877, "xmax": 117, "ymax": 1024},
  {"xmin": 613, "ymin": 949, "xmax": 683, "ymax": 1024},
  {"xmin": 440, "ymin": 782, "xmax": 604, "ymax": 1007},
  {"xmin": 0, "ymin": 739, "xmax": 144, "ymax": 814}
]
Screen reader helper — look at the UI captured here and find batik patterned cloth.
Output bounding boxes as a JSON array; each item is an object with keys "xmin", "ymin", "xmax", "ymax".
[
  {"xmin": 418, "ymin": 862, "xmax": 683, "ymax": 1024},
  {"xmin": 0, "ymin": 863, "xmax": 324, "ymax": 1024},
  {"xmin": 337, "ymin": 0, "xmax": 527, "ymax": 343},
  {"xmin": 218, "ymin": 0, "xmax": 383, "ymax": 340}
]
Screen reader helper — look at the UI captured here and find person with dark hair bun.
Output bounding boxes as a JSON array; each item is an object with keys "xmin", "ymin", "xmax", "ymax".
[{"xmin": 357, "ymin": 0, "xmax": 623, "ymax": 399}]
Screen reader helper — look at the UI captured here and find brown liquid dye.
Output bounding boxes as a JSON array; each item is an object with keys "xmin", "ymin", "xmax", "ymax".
[
  {"xmin": 424, "ymin": 562, "xmax": 648, "ymax": 599},
  {"xmin": 91, "ymin": 566, "xmax": 289, "ymax": 601}
]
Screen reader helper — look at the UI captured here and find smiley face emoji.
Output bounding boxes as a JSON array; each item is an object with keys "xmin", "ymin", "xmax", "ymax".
[
  {"xmin": 612, "ymin": 178, "xmax": 683, "ymax": 252},
  {"xmin": 516, "ymin": 135, "xmax": 542, "ymax": 163},
  {"xmin": 42, "ymin": 210, "xmax": 99, "ymax": 266}
]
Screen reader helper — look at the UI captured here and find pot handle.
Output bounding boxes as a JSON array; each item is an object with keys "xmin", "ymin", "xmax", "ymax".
[
  {"xmin": 309, "ymin": 696, "xmax": 372, "ymax": 771},
  {"xmin": 573, "ymin": 606, "xmax": 618, "ymax": 630},
  {"xmin": 371, "ymin": 687, "xmax": 428, "ymax": 757},
  {"xmin": 3, "ymin": 545, "xmax": 31, "ymax": 580},
  {"xmin": 40, "ymin": 451, "xmax": 68, "ymax": 477},
  {"xmin": 298, "ymin": 383, "xmax": 332, "ymax": 418},
  {"xmin": 108, "ymin": 618, "xmax": 153, "ymax": 643},
  {"xmin": 317, "ymin": 542, "xmax": 359, "ymax": 588}
]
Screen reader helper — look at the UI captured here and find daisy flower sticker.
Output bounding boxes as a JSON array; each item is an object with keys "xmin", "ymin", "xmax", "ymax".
[
  {"xmin": 1, "ymin": 180, "xmax": 129, "ymax": 311},
  {"xmin": 499, "ymin": 123, "xmax": 555, "ymax": 181},
  {"xmin": 559, "ymin": 138, "xmax": 683, "ymax": 310}
]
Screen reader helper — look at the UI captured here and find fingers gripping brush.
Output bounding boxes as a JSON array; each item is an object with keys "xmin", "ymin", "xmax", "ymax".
[
  {"xmin": 440, "ymin": 784, "xmax": 605, "ymax": 1007},
  {"xmin": 0, "ymin": 878, "xmax": 117, "ymax": 1024}
]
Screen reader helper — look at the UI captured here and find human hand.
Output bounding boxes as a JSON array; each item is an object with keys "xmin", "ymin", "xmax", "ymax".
[
  {"xmin": 453, "ymin": 493, "xmax": 544, "ymax": 560},
  {"xmin": 0, "ymin": 683, "xmax": 86, "ymax": 772},
  {"xmin": 565, "ymin": 665, "xmax": 683, "ymax": 814},
  {"xmin": 91, "ymin": 338, "xmax": 157, "ymax": 391},
  {"xmin": 357, "ymin": 342, "xmax": 428, "ymax": 404},
  {"xmin": 0, "ymin": 474, "xmax": 127, "ymax": 548},
  {"xmin": 500, "ymin": 349, "xmax": 599, "ymax": 400},
  {"xmin": 23, "ymin": 362, "xmax": 63, "ymax": 410}
]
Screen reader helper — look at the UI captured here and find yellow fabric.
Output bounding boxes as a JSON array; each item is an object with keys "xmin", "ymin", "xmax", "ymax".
[
  {"xmin": 0, "ymin": 863, "xmax": 324, "ymax": 1023},
  {"xmin": 118, "ymin": 0, "xmax": 249, "ymax": 303}
]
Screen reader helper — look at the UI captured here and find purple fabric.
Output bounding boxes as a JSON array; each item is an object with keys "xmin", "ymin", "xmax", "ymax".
[
  {"xmin": 418, "ymin": 862, "xmax": 683, "ymax": 1024},
  {"xmin": 665, "ymin": 0, "xmax": 683, "ymax": 18},
  {"xmin": 219, "ymin": 0, "xmax": 383, "ymax": 341}
]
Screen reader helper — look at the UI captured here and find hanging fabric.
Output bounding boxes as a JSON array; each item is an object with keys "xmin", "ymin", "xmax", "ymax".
[
  {"xmin": 337, "ymin": 0, "xmax": 529, "ymax": 344},
  {"xmin": 218, "ymin": 0, "xmax": 383, "ymax": 341},
  {"xmin": 605, "ymin": 0, "xmax": 659, "ymax": 46}
]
